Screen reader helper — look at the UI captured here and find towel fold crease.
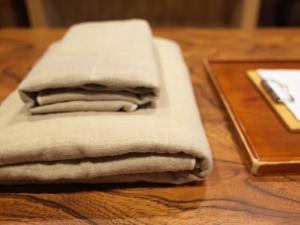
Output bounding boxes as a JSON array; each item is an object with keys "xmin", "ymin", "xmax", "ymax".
[
  {"xmin": 19, "ymin": 20, "xmax": 160, "ymax": 114},
  {"xmin": 0, "ymin": 22, "xmax": 213, "ymax": 184}
]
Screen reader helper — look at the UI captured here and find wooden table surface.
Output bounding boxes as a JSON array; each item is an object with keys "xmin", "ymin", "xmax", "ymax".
[{"xmin": 0, "ymin": 28, "xmax": 300, "ymax": 225}]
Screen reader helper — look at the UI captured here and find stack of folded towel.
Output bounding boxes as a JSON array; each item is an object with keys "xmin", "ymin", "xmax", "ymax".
[{"xmin": 0, "ymin": 20, "xmax": 212, "ymax": 185}]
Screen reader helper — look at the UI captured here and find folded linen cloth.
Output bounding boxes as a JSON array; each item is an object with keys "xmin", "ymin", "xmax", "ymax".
[
  {"xmin": 19, "ymin": 19, "xmax": 160, "ymax": 114},
  {"xmin": 0, "ymin": 38, "xmax": 212, "ymax": 185}
]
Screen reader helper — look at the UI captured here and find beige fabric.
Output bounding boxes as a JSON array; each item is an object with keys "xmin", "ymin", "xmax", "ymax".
[
  {"xmin": 18, "ymin": 19, "xmax": 160, "ymax": 114},
  {"xmin": 0, "ymin": 38, "xmax": 213, "ymax": 184}
]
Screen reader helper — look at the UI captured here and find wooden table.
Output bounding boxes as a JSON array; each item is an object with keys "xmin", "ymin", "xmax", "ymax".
[{"xmin": 0, "ymin": 28, "xmax": 300, "ymax": 225}]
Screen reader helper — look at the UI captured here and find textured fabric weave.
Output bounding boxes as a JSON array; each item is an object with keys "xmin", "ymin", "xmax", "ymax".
[
  {"xmin": 18, "ymin": 19, "xmax": 160, "ymax": 114},
  {"xmin": 0, "ymin": 38, "xmax": 212, "ymax": 184}
]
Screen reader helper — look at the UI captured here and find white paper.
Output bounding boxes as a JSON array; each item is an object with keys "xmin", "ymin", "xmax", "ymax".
[{"xmin": 257, "ymin": 69, "xmax": 300, "ymax": 121}]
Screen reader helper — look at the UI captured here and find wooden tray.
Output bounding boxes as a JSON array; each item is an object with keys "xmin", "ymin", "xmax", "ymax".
[{"xmin": 204, "ymin": 60, "xmax": 300, "ymax": 175}]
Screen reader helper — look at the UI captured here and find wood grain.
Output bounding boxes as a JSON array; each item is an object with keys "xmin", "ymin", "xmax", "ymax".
[
  {"xmin": 0, "ymin": 28, "xmax": 300, "ymax": 224},
  {"xmin": 207, "ymin": 61, "xmax": 300, "ymax": 174}
]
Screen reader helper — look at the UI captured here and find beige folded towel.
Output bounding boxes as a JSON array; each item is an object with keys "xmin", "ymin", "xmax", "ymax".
[
  {"xmin": 0, "ymin": 38, "xmax": 212, "ymax": 185},
  {"xmin": 19, "ymin": 20, "xmax": 160, "ymax": 114}
]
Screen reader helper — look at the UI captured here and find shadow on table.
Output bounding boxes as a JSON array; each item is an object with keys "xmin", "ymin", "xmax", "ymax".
[{"xmin": 0, "ymin": 181, "xmax": 203, "ymax": 194}]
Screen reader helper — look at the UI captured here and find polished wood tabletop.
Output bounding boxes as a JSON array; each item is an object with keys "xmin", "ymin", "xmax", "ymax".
[{"xmin": 0, "ymin": 28, "xmax": 300, "ymax": 225}]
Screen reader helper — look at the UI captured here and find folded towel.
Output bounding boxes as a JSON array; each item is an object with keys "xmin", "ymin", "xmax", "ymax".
[
  {"xmin": 19, "ymin": 20, "xmax": 160, "ymax": 114},
  {"xmin": 0, "ymin": 38, "xmax": 212, "ymax": 185}
]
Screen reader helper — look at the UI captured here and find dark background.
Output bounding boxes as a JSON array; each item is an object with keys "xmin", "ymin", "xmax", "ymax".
[{"xmin": 0, "ymin": 0, "xmax": 300, "ymax": 27}]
